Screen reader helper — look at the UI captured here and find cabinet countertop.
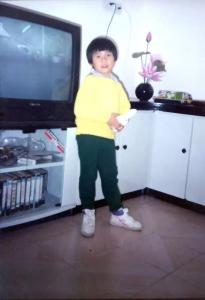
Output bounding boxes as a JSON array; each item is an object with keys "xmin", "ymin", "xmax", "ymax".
[
  {"xmin": 131, "ymin": 99, "xmax": 205, "ymax": 117},
  {"xmin": 66, "ymin": 100, "xmax": 205, "ymax": 128}
]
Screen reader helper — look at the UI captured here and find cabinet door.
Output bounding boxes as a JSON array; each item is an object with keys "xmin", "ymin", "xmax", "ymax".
[
  {"xmin": 61, "ymin": 128, "xmax": 80, "ymax": 207},
  {"xmin": 148, "ymin": 112, "xmax": 193, "ymax": 198},
  {"xmin": 116, "ymin": 111, "xmax": 153, "ymax": 194},
  {"xmin": 186, "ymin": 116, "xmax": 205, "ymax": 205}
]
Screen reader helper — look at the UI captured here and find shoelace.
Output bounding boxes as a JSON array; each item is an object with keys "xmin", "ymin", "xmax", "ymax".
[
  {"xmin": 121, "ymin": 211, "xmax": 135, "ymax": 223},
  {"xmin": 84, "ymin": 215, "xmax": 95, "ymax": 226}
]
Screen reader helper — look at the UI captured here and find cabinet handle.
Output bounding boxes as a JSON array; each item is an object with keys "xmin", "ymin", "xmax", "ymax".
[
  {"xmin": 115, "ymin": 145, "xmax": 120, "ymax": 150},
  {"xmin": 182, "ymin": 148, "xmax": 186, "ymax": 153},
  {"xmin": 122, "ymin": 145, "xmax": 127, "ymax": 150}
]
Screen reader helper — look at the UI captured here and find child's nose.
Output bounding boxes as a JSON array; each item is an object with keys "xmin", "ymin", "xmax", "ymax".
[{"xmin": 101, "ymin": 56, "xmax": 107, "ymax": 62}]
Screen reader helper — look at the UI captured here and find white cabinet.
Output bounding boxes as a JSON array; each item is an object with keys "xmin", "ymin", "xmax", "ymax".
[
  {"xmin": 95, "ymin": 175, "xmax": 104, "ymax": 201},
  {"xmin": 0, "ymin": 128, "xmax": 78, "ymax": 228},
  {"xmin": 3, "ymin": 110, "xmax": 204, "ymax": 229},
  {"xmin": 115, "ymin": 111, "xmax": 153, "ymax": 194},
  {"xmin": 186, "ymin": 116, "xmax": 205, "ymax": 205},
  {"xmin": 148, "ymin": 112, "xmax": 193, "ymax": 198},
  {"xmin": 61, "ymin": 128, "xmax": 80, "ymax": 206}
]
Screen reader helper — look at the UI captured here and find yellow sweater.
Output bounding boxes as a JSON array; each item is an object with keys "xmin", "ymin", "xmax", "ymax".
[{"xmin": 74, "ymin": 74, "xmax": 130, "ymax": 139}]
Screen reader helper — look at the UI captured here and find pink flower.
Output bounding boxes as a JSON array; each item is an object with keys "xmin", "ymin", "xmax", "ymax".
[
  {"xmin": 146, "ymin": 32, "xmax": 152, "ymax": 43},
  {"xmin": 132, "ymin": 33, "xmax": 166, "ymax": 83},
  {"xmin": 151, "ymin": 54, "xmax": 166, "ymax": 72},
  {"xmin": 139, "ymin": 61, "xmax": 163, "ymax": 82}
]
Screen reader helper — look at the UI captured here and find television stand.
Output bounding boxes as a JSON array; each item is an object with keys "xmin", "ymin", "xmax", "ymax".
[{"xmin": 0, "ymin": 127, "xmax": 80, "ymax": 229}]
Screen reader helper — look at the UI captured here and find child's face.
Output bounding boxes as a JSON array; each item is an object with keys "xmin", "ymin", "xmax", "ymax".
[{"xmin": 91, "ymin": 50, "xmax": 116, "ymax": 76}]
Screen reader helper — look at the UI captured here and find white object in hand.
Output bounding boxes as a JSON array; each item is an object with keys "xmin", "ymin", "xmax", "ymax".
[{"xmin": 112, "ymin": 109, "xmax": 137, "ymax": 132}]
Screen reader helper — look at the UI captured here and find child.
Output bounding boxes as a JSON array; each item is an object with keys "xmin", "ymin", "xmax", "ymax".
[{"xmin": 74, "ymin": 36, "xmax": 142, "ymax": 237}]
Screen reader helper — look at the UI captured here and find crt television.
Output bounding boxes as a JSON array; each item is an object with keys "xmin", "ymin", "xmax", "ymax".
[{"xmin": 0, "ymin": 2, "xmax": 81, "ymax": 131}]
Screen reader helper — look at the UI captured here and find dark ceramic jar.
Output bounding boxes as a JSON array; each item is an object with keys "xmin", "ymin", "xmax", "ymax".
[{"xmin": 135, "ymin": 83, "xmax": 154, "ymax": 101}]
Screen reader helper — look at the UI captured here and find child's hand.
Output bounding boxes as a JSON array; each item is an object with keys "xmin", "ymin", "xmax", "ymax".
[{"xmin": 107, "ymin": 113, "xmax": 124, "ymax": 132}]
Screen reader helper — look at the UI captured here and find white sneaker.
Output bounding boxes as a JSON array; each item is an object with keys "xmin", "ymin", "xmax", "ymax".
[
  {"xmin": 110, "ymin": 208, "xmax": 142, "ymax": 231},
  {"xmin": 81, "ymin": 209, "xmax": 95, "ymax": 237}
]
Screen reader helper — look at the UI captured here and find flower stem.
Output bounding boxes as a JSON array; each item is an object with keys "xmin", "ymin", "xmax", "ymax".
[
  {"xmin": 140, "ymin": 56, "xmax": 145, "ymax": 83},
  {"xmin": 144, "ymin": 42, "xmax": 149, "ymax": 71}
]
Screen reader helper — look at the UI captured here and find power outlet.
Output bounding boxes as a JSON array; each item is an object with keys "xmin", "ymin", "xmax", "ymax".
[{"xmin": 105, "ymin": 1, "xmax": 122, "ymax": 13}]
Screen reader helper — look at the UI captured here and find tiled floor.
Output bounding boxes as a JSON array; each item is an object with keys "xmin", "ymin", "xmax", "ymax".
[{"xmin": 1, "ymin": 195, "xmax": 205, "ymax": 299}]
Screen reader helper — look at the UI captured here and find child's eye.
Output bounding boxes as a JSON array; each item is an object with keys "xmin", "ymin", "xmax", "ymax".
[
  {"xmin": 95, "ymin": 54, "xmax": 101, "ymax": 59},
  {"xmin": 107, "ymin": 53, "xmax": 113, "ymax": 58}
]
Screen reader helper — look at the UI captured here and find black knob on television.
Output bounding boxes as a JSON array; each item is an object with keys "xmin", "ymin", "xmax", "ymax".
[
  {"xmin": 115, "ymin": 145, "xmax": 120, "ymax": 150},
  {"xmin": 182, "ymin": 148, "xmax": 186, "ymax": 153},
  {"xmin": 122, "ymin": 145, "xmax": 127, "ymax": 150}
]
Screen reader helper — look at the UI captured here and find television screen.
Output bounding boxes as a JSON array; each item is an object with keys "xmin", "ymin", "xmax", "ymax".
[
  {"xmin": 0, "ymin": 16, "xmax": 73, "ymax": 101},
  {"xmin": 0, "ymin": 2, "xmax": 81, "ymax": 131}
]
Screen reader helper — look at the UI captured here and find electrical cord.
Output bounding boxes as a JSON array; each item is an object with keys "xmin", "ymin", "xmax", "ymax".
[{"xmin": 106, "ymin": 3, "xmax": 117, "ymax": 36}]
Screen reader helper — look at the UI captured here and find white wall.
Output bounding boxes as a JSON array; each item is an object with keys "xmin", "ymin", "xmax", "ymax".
[
  {"xmin": 3, "ymin": 0, "xmax": 205, "ymax": 100},
  {"xmin": 126, "ymin": 0, "xmax": 205, "ymax": 100}
]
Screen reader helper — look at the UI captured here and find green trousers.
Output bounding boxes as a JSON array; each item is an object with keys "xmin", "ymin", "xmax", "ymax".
[{"xmin": 76, "ymin": 134, "xmax": 122, "ymax": 212}]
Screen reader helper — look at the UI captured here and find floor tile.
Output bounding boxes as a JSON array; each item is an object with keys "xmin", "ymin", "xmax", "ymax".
[
  {"xmin": 172, "ymin": 253, "xmax": 205, "ymax": 290},
  {"xmin": 137, "ymin": 272, "xmax": 205, "ymax": 299},
  {"xmin": 1, "ymin": 195, "xmax": 205, "ymax": 299}
]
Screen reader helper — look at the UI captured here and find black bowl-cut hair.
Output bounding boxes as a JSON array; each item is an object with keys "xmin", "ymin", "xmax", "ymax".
[{"xmin": 86, "ymin": 36, "xmax": 118, "ymax": 64}]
